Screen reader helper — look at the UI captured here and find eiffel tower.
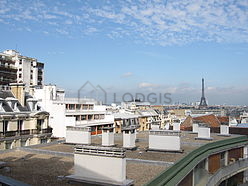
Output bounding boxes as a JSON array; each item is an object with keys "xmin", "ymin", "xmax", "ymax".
[{"xmin": 199, "ymin": 78, "xmax": 207, "ymax": 107}]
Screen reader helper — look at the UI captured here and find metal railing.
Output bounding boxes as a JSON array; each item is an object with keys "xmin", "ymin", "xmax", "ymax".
[
  {"xmin": 207, "ymin": 158, "xmax": 248, "ymax": 186},
  {"xmin": 145, "ymin": 135, "xmax": 248, "ymax": 186},
  {"xmin": 75, "ymin": 145, "xmax": 126, "ymax": 158},
  {"xmin": 0, "ymin": 128, "xmax": 53, "ymax": 138}
]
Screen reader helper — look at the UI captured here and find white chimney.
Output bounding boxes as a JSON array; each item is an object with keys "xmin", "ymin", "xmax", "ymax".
[
  {"xmin": 102, "ymin": 127, "xmax": 114, "ymax": 146},
  {"xmin": 66, "ymin": 126, "xmax": 91, "ymax": 145},
  {"xmin": 122, "ymin": 126, "xmax": 136, "ymax": 149},
  {"xmin": 149, "ymin": 130, "xmax": 182, "ymax": 152},
  {"xmin": 72, "ymin": 146, "xmax": 133, "ymax": 185}
]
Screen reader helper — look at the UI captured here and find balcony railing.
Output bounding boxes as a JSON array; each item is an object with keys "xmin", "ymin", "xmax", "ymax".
[
  {"xmin": 41, "ymin": 128, "xmax": 53, "ymax": 134},
  {"xmin": 146, "ymin": 135, "xmax": 248, "ymax": 186},
  {"xmin": 20, "ymin": 129, "xmax": 31, "ymax": 135},
  {"xmin": 0, "ymin": 128, "xmax": 53, "ymax": 138},
  {"xmin": 2, "ymin": 131, "xmax": 18, "ymax": 137}
]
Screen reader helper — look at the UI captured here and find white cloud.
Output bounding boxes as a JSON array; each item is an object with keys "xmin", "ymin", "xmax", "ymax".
[
  {"xmin": 0, "ymin": 0, "xmax": 247, "ymax": 45},
  {"xmin": 138, "ymin": 82, "xmax": 160, "ymax": 88},
  {"xmin": 121, "ymin": 72, "xmax": 133, "ymax": 78}
]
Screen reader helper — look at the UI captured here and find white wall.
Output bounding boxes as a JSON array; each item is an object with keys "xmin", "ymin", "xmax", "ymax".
[
  {"xmin": 34, "ymin": 85, "xmax": 68, "ymax": 137},
  {"xmin": 94, "ymin": 105, "xmax": 107, "ymax": 112},
  {"xmin": 149, "ymin": 135, "xmax": 181, "ymax": 151},
  {"xmin": 193, "ymin": 124, "xmax": 199, "ymax": 133},
  {"xmin": 198, "ymin": 127, "xmax": 211, "ymax": 139},
  {"xmin": 220, "ymin": 125, "xmax": 229, "ymax": 135},
  {"xmin": 173, "ymin": 123, "xmax": 180, "ymax": 131},
  {"xmin": 66, "ymin": 130, "xmax": 91, "ymax": 144},
  {"xmin": 151, "ymin": 124, "xmax": 160, "ymax": 130},
  {"xmin": 123, "ymin": 131, "xmax": 135, "ymax": 148},
  {"xmin": 74, "ymin": 154, "xmax": 126, "ymax": 183},
  {"xmin": 102, "ymin": 131, "xmax": 114, "ymax": 146}
]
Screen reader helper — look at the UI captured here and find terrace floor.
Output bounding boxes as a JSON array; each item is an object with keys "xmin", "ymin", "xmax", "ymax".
[{"xmin": 0, "ymin": 131, "xmax": 241, "ymax": 186}]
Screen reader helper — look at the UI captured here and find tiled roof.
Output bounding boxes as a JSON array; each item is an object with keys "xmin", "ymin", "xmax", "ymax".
[
  {"xmin": 193, "ymin": 114, "xmax": 221, "ymax": 127},
  {"xmin": 180, "ymin": 116, "xmax": 193, "ymax": 130},
  {"xmin": 181, "ymin": 114, "xmax": 221, "ymax": 128},
  {"xmin": 217, "ymin": 116, "xmax": 229, "ymax": 124}
]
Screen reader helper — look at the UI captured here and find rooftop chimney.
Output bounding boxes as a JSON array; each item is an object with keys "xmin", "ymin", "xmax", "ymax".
[{"xmin": 9, "ymin": 83, "xmax": 25, "ymax": 106}]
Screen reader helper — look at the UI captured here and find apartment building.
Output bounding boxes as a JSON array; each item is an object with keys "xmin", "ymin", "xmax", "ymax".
[
  {"xmin": 1, "ymin": 50, "xmax": 44, "ymax": 88},
  {"xmin": 33, "ymin": 85, "xmax": 114, "ymax": 137},
  {"xmin": 113, "ymin": 112, "xmax": 140, "ymax": 133},
  {"xmin": 0, "ymin": 53, "xmax": 17, "ymax": 85},
  {"xmin": 0, "ymin": 83, "xmax": 52, "ymax": 150},
  {"xmin": 138, "ymin": 110, "xmax": 161, "ymax": 131}
]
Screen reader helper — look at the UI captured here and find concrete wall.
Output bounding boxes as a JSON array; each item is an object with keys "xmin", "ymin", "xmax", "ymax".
[
  {"xmin": 74, "ymin": 153, "xmax": 126, "ymax": 183},
  {"xmin": 149, "ymin": 135, "xmax": 181, "ymax": 151},
  {"xmin": 66, "ymin": 130, "xmax": 91, "ymax": 144}
]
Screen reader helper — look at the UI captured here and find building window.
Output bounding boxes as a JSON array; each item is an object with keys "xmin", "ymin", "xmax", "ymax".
[
  {"xmin": 88, "ymin": 115, "xmax": 93, "ymax": 120},
  {"xmin": 76, "ymin": 104, "xmax": 81, "ymax": 110},
  {"xmin": 37, "ymin": 119, "xmax": 44, "ymax": 131},
  {"xmin": 81, "ymin": 115, "xmax": 86, "ymax": 120},
  {"xmin": 17, "ymin": 120, "xmax": 23, "ymax": 131},
  {"xmin": 82, "ymin": 104, "xmax": 88, "ymax": 110},
  {"xmin": 19, "ymin": 74, "xmax": 22, "ymax": 78},
  {"xmin": 3, "ymin": 121, "xmax": 8, "ymax": 134},
  {"xmin": 76, "ymin": 115, "xmax": 80, "ymax": 121},
  {"xmin": 69, "ymin": 104, "xmax": 75, "ymax": 110}
]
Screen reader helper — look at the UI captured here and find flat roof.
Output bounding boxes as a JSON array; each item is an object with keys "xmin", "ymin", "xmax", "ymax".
[{"xmin": 0, "ymin": 131, "xmax": 242, "ymax": 186}]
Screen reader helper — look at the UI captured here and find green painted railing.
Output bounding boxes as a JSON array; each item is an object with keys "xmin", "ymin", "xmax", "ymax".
[{"xmin": 145, "ymin": 135, "xmax": 248, "ymax": 186}]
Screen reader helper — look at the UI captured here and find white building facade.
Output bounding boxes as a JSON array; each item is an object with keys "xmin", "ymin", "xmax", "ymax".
[
  {"xmin": 33, "ymin": 85, "xmax": 114, "ymax": 138},
  {"xmin": 2, "ymin": 50, "xmax": 44, "ymax": 89}
]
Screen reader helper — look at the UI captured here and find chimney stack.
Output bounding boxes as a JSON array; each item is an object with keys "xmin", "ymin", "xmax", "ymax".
[{"xmin": 9, "ymin": 83, "xmax": 25, "ymax": 106}]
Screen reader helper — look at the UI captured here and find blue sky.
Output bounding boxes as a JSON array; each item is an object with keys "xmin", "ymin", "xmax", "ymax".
[{"xmin": 0, "ymin": 0, "xmax": 248, "ymax": 105}]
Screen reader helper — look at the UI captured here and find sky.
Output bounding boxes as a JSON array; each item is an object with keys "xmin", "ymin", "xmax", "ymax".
[{"xmin": 0, "ymin": 0, "xmax": 248, "ymax": 105}]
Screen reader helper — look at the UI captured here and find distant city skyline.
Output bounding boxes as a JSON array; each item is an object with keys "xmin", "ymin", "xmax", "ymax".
[{"xmin": 0, "ymin": 0, "xmax": 248, "ymax": 105}]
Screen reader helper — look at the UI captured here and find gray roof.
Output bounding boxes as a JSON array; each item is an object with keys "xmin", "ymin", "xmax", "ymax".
[{"xmin": 0, "ymin": 91, "xmax": 30, "ymax": 112}]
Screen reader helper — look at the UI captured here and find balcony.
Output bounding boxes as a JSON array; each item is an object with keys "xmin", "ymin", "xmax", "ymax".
[
  {"xmin": 31, "ymin": 128, "xmax": 53, "ymax": 135},
  {"xmin": 0, "ymin": 128, "xmax": 53, "ymax": 138}
]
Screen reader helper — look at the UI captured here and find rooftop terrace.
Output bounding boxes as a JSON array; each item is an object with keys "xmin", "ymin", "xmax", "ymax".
[{"xmin": 0, "ymin": 131, "xmax": 243, "ymax": 186}]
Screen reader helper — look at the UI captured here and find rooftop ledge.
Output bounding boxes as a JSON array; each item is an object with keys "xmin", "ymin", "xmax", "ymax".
[{"xmin": 74, "ymin": 145, "xmax": 126, "ymax": 158}]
